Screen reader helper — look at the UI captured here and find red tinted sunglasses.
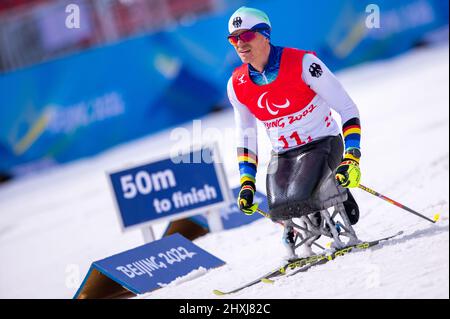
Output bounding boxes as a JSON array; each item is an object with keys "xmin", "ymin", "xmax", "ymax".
[{"xmin": 227, "ymin": 30, "xmax": 258, "ymax": 46}]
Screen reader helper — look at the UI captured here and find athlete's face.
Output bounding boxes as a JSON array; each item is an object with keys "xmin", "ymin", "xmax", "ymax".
[{"xmin": 229, "ymin": 29, "xmax": 270, "ymax": 68}]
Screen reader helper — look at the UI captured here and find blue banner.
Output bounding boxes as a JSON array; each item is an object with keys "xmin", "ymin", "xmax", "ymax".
[
  {"xmin": 1, "ymin": 0, "xmax": 447, "ymax": 176},
  {"xmin": 0, "ymin": 34, "xmax": 223, "ymax": 176},
  {"xmin": 74, "ymin": 233, "xmax": 225, "ymax": 298},
  {"xmin": 108, "ymin": 146, "xmax": 231, "ymax": 229}
]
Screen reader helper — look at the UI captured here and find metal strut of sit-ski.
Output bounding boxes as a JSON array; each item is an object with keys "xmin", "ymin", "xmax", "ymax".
[
  {"xmin": 292, "ymin": 203, "xmax": 360, "ymax": 250},
  {"xmin": 257, "ymin": 202, "xmax": 360, "ymax": 253},
  {"xmin": 256, "ymin": 208, "xmax": 326, "ymax": 251}
]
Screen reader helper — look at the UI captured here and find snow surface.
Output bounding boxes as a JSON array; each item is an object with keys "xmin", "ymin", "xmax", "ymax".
[{"xmin": 0, "ymin": 44, "xmax": 448, "ymax": 299}]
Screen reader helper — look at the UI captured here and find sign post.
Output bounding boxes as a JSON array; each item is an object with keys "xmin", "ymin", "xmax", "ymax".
[{"xmin": 141, "ymin": 227, "xmax": 156, "ymax": 243}]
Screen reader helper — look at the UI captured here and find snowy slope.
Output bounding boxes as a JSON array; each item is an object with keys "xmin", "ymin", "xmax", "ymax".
[{"xmin": 0, "ymin": 44, "xmax": 448, "ymax": 299}]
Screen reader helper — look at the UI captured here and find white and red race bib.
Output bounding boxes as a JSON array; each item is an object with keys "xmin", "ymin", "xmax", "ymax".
[{"xmin": 232, "ymin": 48, "xmax": 340, "ymax": 152}]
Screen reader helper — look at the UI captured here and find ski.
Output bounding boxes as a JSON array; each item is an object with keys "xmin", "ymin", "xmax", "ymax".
[
  {"xmin": 212, "ymin": 255, "xmax": 318, "ymax": 295},
  {"xmin": 212, "ymin": 231, "xmax": 403, "ymax": 295},
  {"xmin": 262, "ymin": 230, "xmax": 404, "ymax": 283}
]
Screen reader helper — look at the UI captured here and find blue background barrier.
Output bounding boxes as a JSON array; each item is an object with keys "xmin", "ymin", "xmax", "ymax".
[
  {"xmin": 74, "ymin": 233, "xmax": 225, "ymax": 298},
  {"xmin": 108, "ymin": 147, "xmax": 231, "ymax": 229},
  {"xmin": 1, "ymin": 0, "xmax": 448, "ymax": 176}
]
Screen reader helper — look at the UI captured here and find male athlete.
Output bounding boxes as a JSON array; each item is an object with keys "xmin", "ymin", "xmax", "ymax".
[{"xmin": 227, "ymin": 7, "xmax": 362, "ymax": 260}]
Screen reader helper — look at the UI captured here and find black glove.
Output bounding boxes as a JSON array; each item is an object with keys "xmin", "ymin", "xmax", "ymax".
[{"xmin": 237, "ymin": 181, "xmax": 258, "ymax": 215}]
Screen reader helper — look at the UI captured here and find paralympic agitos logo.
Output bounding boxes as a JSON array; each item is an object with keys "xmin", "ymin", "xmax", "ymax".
[{"xmin": 257, "ymin": 91, "xmax": 290, "ymax": 116}]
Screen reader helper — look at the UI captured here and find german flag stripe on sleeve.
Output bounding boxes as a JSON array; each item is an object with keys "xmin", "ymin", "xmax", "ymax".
[
  {"xmin": 342, "ymin": 118, "xmax": 361, "ymax": 151},
  {"xmin": 237, "ymin": 147, "xmax": 258, "ymax": 165},
  {"xmin": 237, "ymin": 147, "xmax": 258, "ymax": 185},
  {"xmin": 343, "ymin": 126, "xmax": 361, "ymax": 137},
  {"xmin": 237, "ymin": 155, "xmax": 258, "ymax": 165}
]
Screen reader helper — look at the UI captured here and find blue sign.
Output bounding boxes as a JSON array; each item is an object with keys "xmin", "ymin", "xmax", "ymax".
[
  {"xmin": 74, "ymin": 233, "xmax": 225, "ymax": 298},
  {"xmin": 108, "ymin": 145, "xmax": 232, "ymax": 230}
]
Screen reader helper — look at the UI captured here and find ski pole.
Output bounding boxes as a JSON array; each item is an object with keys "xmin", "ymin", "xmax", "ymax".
[
  {"xmin": 256, "ymin": 208, "xmax": 326, "ymax": 250},
  {"xmin": 358, "ymin": 184, "xmax": 440, "ymax": 224}
]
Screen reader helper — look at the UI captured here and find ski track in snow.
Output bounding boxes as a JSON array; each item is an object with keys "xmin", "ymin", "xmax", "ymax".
[{"xmin": 0, "ymin": 45, "xmax": 448, "ymax": 299}]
